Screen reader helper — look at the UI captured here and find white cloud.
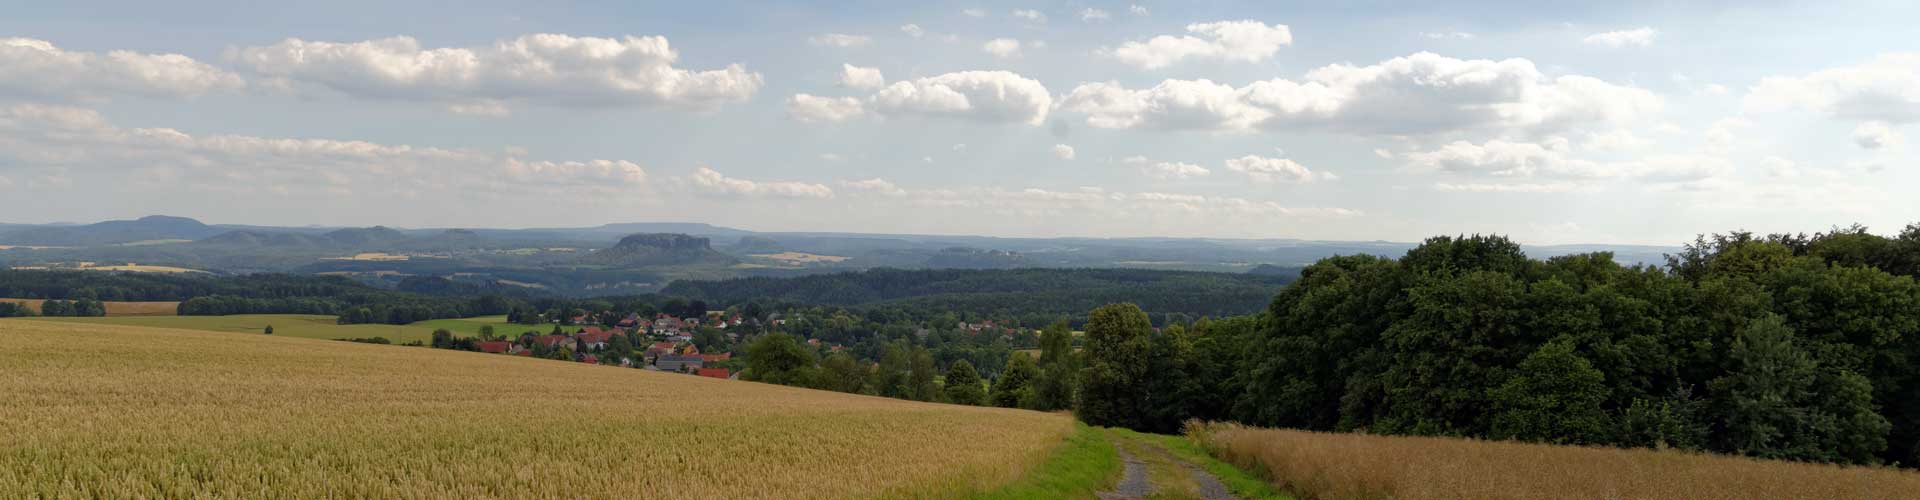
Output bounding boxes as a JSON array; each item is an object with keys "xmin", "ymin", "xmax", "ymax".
[
  {"xmin": 1422, "ymin": 32, "xmax": 1476, "ymax": 40},
  {"xmin": 1760, "ymin": 156, "xmax": 1800, "ymax": 178},
  {"xmin": 1130, "ymin": 5, "xmax": 1150, "ymax": 16},
  {"xmin": 1110, "ymin": 20, "xmax": 1293, "ymax": 70},
  {"xmin": 983, "ymin": 38, "xmax": 1022, "ymax": 58},
  {"xmin": 686, "ymin": 166, "xmax": 834, "ymax": 199},
  {"xmin": 901, "ymin": 24, "xmax": 926, "ymax": 38},
  {"xmin": 1060, "ymin": 52, "xmax": 1659, "ymax": 135},
  {"xmin": 1853, "ymin": 121, "xmax": 1903, "ymax": 149},
  {"xmin": 1012, "ymin": 9, "xmax": 1048, "ymax": 24},
  {"xmin": 1704, "ymin": 118, "xmax": 1748, "ymax": 154},
  {"xmin": 840, "ymin": 177, "xmax": 906, "ymax": 196},
  {"xmin": 1744, "ymin": 53, "xmax": 1920, "ymax": 124},
  {"xmin": 0, "ymin": 37, "xmax": 243, "ymax": 101},
  {"xmin": 1405, "ymin": 139, "xmax": 1732, "ymax": 183},
  {"xmin": 869, "ymin": 71, "xmax": 1053, "ymax": 125},
  {"xmin": 1583, "ymin": 27, "xmax": 1658, "ymax": 48},
  {"xmin": 447, "ymin": 100, "xmax": 511, "ymax": 117},
  {"xmin": 0, "ymin": 103, "xmax": 647, "ymax": 197},
  {"xmin": 1225, "ymin": 155, "xmax": 1321, "ymax": 183},
  {"xmin": 838, "ymin": 64, "xmax": 885, "ymax": 91},
  {"xmin": 1052, "ymin": 144, "xmax": 1077, "ymax": 159},
  {"xmin": 785, "ymin": 94, "xmax": 866, "ymax": 123},
  {"xmin": 1126, "ymin": 156, "xmax": 1211, "ymax": 179},
  {"xmin": 808, "ymin": 33, "xmax": 872, "ymax": 47},
  {"xmin": 1082, "ymin": 8, "xmax": 1111, "ymax": 22},
  {"xmin": 231, "ymin": 34, "xmax": 762, "ymax": 111},
  {"xmin": 1434, "ymin": 182, "xmax": 1581, "ymax": 193},
  {"xmin": 962, "ymin": 8, "xmax": 987, "ymax": 18}
]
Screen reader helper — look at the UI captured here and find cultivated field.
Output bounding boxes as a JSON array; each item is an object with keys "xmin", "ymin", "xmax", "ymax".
[
  {"xmin": 1191, "ymin": 422, "xmax": 1920, "ymax": 500},
  {"xmin": 25, "ymin": 314, "xmax": 442, "ymax": 343},
  {"xmin": 751, "ymin": 252, "xmax": 851, "ymax": 264},
  {"xmin": 409, "ymin": 315, "xmax": 541, "ymax": 337},
  {"xmin": 0, "ymin": 298, "xmax": 180, "ymax": 316},
  {"xmin": 0, "ymin": 321, "xmax": 1075, "ymax": 498}
]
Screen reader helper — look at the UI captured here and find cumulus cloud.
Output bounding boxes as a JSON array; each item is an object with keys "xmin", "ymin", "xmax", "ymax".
[
  {"xmin": 839, "ymin": 177, "xmax": 906, "ymax": 196},
  {"xmin": 1126, "ymin": 156, "xmax": 1210, "ymax": 179},
  {"xmin": 0, "ymin": 37, "xmax": 243, "ymax": 101},
  {"xmin": 1059, "ymin": 52, "xmax": 1659, "ymax": 135},
  {"xmin": 0, "ymin": 103, "xmax": 647, "ymax": 197},
  {"xmin": 1082, "ymin": 8, "xmax": 1111, "ymax": 22},
  {"xmin": 983, "ymin": 38, "xmax": 1022, "ymax": 58},
  {"xmin": 869, "ymin": 70, "xmax": 1053, "ymax": 125},
  {"xmin": 1853, "ymin": 121, "xmax": 1903, "ymax": 149},
  {"xmin": 809, "ymin": 33, "xmax": 872, "ymax": 47},
  {"xmin": 785, "ymin": 94, "xmax": 866, "ymax": 123},
  {"xmin": 1404, "ymin": 138, "xmax": 1732, "ymax": 183},
  {"xmin": 1423, "ymin": 31, "xmax": 1476, "ymax": 40},
  {"xmin": 1433, "ymin": 182, "xmax": 1580, "ymax": 193},
  {"xmin": 1012, "ymin": 9, "xmax": 1048, "ymax": 24},
  {"xmin": 1583, "ymin": 27, "xmax": 1657, "ymax": 48},
  {"xmin": 1224, "ymin": 155, "xmax": 1322, "ymax": 183},
  {"xmin": 1052, "ymin": 144, "xmax": 1076, "ymax": 159},
  {"xmin": 230, "ymin": 34, "xmax": 762, "ymax": 111},
  {"xmin": 839, "ymin": 64, "xmax": 885, "ymax": 91},
  {"xmin": 1760, "ymin": 156, "xmax": 1800, "ymax": 179},
  {"xmin": 1746, "ymin": 53, "xmax": 1920, "ymax": 124},
  {"xmin": 685, "ymin": 166, "xmax": 834, "ymax": 199},
  {"xmin": 901, "ymin": 24, "xmax": 926, "ymax": 38},
  {"xmin": 1110, "ymin": 20, "xmax": 1293, "ymax": 70},
  {"xmin": 1130, "ymin": 4, "xmax": 1150, "ymax": 16}
]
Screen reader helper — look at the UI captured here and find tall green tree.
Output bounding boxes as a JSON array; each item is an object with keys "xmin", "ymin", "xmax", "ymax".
[
  {"xmin": 1712, "ymin": 315, "xmax": 1890, "ymax": 464},
  {"xmin": 743, "ymin": 332, "xmax": 817, "ymax": 386},
  {"xmin": 944, "ymin": 359, "xmax": 986, "ymax": 406},
  {"xmin": 907, "ymin": 346, "xmax": 940, "ymax": 402},
  {"xmin": 1031, "ymin": 320, "xmax": 1078, "ymax": 411},
  {"xmin": 989, "ymin": 352, "xmax": 1038, "ymax": 408},
  {"xmin": 1077, "ymin": 303, "xmax": 1152, "ymax": 429},
  {"xmin": 1490, "ymin": 339, "xmax": 1612, "ymax": 444}
]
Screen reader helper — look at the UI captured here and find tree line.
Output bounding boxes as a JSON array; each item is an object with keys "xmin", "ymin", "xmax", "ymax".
[
  {"xmin": 1069, "ymin": 224, "xmax": 1920, "ymax": 468},
  {"xmin": 0, "ymin": 299, "xmax": 106, "ymax": 317}
]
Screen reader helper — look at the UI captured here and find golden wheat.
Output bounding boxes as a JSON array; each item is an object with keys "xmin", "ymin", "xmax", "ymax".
[
  {"xmin": 1191, "ymin": 422, "xmax": 1920, "ymax": 500},
  {"xmin": 0, "ymin": 320, "xmax": 1073, "ymax": 499}
]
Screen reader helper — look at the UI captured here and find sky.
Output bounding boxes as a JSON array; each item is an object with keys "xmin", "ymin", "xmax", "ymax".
[{"xmin": 0, "ymin": 0, "xmax": 1915, "ymax": 245}]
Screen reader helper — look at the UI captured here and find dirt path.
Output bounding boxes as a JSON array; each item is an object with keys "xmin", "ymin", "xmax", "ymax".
[
  {"xmin": 1097, "ymin": 445, "xmax": 1153, "ymax": 499},
  {"xmin": 1098, "ymin": 433, "xmax": 1239, "ymax": 500}
]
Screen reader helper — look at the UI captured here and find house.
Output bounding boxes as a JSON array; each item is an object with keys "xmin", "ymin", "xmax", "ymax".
[
  {"xmin": 581, "ymin": 354, "xmax": 600, "ymax": 365},
  {"xmin": 696, "ymin": 368, "xmax": 730, "ymax": 379},
  {"xmin": 646, "ymin": 341, "xmax": 677, "ymax": 358},
  {"xmin": 701, "ymin": 352, "xmax": 732, "ymax": 363},
  {"xmin": 656, "ymin": 355, "xmax": 704, "ymax": 372},
  {"xmin": 534, "ymin": 335, "xmax": 572, "ymax": 350},
  {"xmin": 475, "ymin": 341, "xmax": 512, "ymax": 354},
  {"xmin": 576, "ymin": 327, "xmax": 617, "ymax": 350}
]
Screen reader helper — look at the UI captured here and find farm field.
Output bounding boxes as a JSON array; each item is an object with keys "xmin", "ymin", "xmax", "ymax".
[
  {"xmin": 1191, "ymin": 422, "xmax": 1920, "ymax": 500},
  {"xmin": 0, "ymin": 298, "xmax": 179, "ymax": 316},
  {"xmin": 0, "ymin": 320, "xmax": 1076, "ymax": 498},
  {"xmin": 23, "ymin": 314, "xmax": 442, "ymax": 343},
  {"xmin": 409, "ymin": 315, "xmax": 544, "ymax": 337}
]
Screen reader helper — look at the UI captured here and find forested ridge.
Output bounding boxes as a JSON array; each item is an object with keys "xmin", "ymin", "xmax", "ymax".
[
  {"xmin": 1070, "ymin": 224, "xmax": 1920, "ymax": 467},
  {"xmin": 662, "ymin": 267, "xmax": 1296, "ymax": 322}
]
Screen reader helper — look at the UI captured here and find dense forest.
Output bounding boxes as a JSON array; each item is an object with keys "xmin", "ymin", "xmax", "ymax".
[
  {"xmin": 1065, "ymin": 224, "xmax": 1920, "ymax": 467},
  {"xmin": 662, "ymin": 268, "xmax": 1297, "ymax": 325},
  {"xmin": 0, "ymin": 271, "xmax": 527, "ymax": 325}
]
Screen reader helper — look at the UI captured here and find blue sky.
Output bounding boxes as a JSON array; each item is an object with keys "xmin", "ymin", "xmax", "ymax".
[{"xmin": 0, "ymin": 1, "xmax": 1914, "ymax": 244}]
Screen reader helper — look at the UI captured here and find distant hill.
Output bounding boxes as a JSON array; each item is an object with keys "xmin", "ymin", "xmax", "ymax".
[
  {"xmin": 322, "ymin": 226, "xmax": 408, "ymax": 246},
  {"xmin": 924, "ymin": 247, "xmax": 1026, "ymax": 269},
  {"xmin": 579, "ymin": 233, "xmax": 737, "ymax": 267},
  {"xmin": 0, "ymin": 215, "xmax": 223, "ymax": 246},
  {"xmin": 199, "ymin": 230, "xmax": 333, "ymax": 247}
]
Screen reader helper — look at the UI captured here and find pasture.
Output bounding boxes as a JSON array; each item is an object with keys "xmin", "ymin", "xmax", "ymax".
[
  {"xmin": 409, "ymin": 315, "xmax": 544, "ymax": 337},
  {"xmin": 1191, "ymin": 422, "xmax": 1920, "ymax": 500},
  {"xmin": 24, "ymin": 314, "xmax": 442, "ymax": 343},
  {"xmin": 0, "ymin": 320, "xmax": 1075, "ymax": 498},
  {"xmin": 0, "ymin": 298, "xmax": 180, "ymax": 316}
]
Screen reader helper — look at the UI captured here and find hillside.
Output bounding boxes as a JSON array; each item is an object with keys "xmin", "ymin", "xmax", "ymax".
[
  {"xmin": 0, "ymin": 320, "xmax": 1074, "ymax": 498},
  {"xmin": 579, "ymin": 233, "xmax": 737, "ymax": 267},
  {"xmin": 662, "ymin": 267, "xmax": 1296, "ymax": 320}
]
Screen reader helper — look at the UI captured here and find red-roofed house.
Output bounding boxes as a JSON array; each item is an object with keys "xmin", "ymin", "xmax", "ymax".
[
  {"xmin": 696, "ymin": 368, "xmax": 730, "ymax": 379},
  {"xmin": 646, "ymin": 341, "xmax": 676, "ymax": 358},
  {"xmin": 576, "ymin": 327, "xmax": 616, "ymax": 349},
  {"xmin": 475, "ymin": 341, "xmax": 512, "ymax": 354},
  {"xmin": 534, "ymin": 335, "xmax": 572, "ymax": 350}
]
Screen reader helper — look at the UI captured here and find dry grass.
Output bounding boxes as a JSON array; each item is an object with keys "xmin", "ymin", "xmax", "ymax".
[
  {"xmin": 1190, "ymin": 422, "xmax": 1920, "ymax": 500},
  {"xmin": 0, "ymin": 321, "xmax": 1074, "ymax": 498},
  {"xmin": 0, "ymin": 298, "xmax": 179, "ymax": 316}
]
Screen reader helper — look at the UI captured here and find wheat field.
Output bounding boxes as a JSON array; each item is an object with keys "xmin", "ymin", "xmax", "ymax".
[
  {"xmin": 1191, "ymin": 422, "xmax": 1920, "ymax": 500},
  {"xmin": 0, "ymin": 320, "xmax": 1074, "ymax": 499}
]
